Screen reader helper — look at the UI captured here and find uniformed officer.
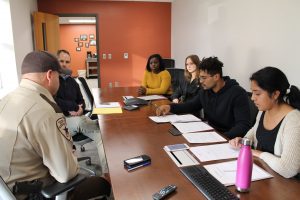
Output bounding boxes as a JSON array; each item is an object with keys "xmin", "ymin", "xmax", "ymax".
[{"xmin": 0, "ymin": 51, "xmax": 110, "ymax": 199}]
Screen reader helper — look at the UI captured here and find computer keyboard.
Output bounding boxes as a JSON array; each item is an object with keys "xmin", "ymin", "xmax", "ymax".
[{"xmin": 180, "ymin": 165, "xmax": 239, "ymax": 200}]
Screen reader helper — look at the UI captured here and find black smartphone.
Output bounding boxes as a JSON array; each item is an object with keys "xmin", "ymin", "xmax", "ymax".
[
  {"xmin": 124, "ymin": 154, "xmax": 151, "ymax": 171},
  {"xmin": 123, "ymin": 105, "xmax": 139, "ymax": 111},
  {"xmin": 169, "ymin": 126, "xmax": 182, "ymax": 136}
]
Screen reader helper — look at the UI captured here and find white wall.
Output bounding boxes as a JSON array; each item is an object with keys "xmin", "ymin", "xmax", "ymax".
[
  {"xmin": 172, "ymin": 0, "xmax": 300, "ymax": 90},
  {"xmin": 0, "ymin": 0, "xmax": 37, "ymax": 98},
  {"xmin": 10, "ymin": 0, "xmax": 37, "ymax": 79}
]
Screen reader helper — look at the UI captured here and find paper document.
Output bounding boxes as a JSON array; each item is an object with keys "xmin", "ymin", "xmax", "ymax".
[
  {"xmin": 172, "ymin": 121, "xmax": 213, "ymax": 134},
  {"xmin": 182, "ymin": 131, "xmax": 227, "ymax": 143},
  {"xmin": 138, "ymin": 95, "xmax": 167, "ymax": 101},
  {"xmin": 149, "ymin": 115, "xmax": 178, "ymax": 123},
  {"xmin": 190, "ymin": 143, "xmax": 239, "ymax": 162},
  {"xmin": 92, "ymin": 107, "xmax": 122, "ymax": 114},
  {"xmin": 95, "ymin": 102, "xmax": 121, "ymax": 108},
  {"xmin": 149, "ymin": 114, "xmax": 201, "ymax": 123},
  {"xmin": 204, "ymin": 160, "xmax": 273, "ymax": 186}
]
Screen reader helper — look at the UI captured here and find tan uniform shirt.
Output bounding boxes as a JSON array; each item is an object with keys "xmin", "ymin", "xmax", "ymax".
[{"xmin": 0, "ymin": 79, "xmax": 79, "ymax": 188}]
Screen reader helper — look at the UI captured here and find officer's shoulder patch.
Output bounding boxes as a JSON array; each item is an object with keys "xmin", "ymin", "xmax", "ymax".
[{"xmin": 56, "ymin": 117, "xmax": 72, "ymax": 141}]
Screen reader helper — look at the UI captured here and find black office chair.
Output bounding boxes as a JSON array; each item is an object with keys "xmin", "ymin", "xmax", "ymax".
[
  {"xmin": 0, "ymin": 174, "xmax": 86, "ymax": 200},
  {"xmin": 163, "ymin": 58, "xmax": 175, "ymax": 68},
  {"xmin": 75, "ymin": 77, "xmax": 97, "ymax": 120},
  {"xmin": 74, "ymin": 77, "xmax": 97, "ymax": 153},
  {"xmin": 166, "ymin": 68, "xmax": 185, "ymax": 93},
  {"xmin": 247, "ymin": 92, "xmax": 258, "ymax": 127}
]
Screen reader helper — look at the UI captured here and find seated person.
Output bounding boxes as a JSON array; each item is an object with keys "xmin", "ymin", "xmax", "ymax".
[
  {"xmin": 0, "ymin": 51, "xmax": 110, "ymax": 199},
  {"xmin": 229, "ymin": 67, "xmax": 300, "ymax": 178},
  {"xmin": 55, "ymin": 49, "xmax": 108, "ymax": 174},
  {"xmin": 171, "ymin": 54, "xmax": 201, "ymax": 103},
  {"xmin": 156, "ymin": 57, "xmax": 251, "ymax": 139},
  {"xmin": 138, "ymin": 54, "xmax": 171, "ymax": 95}
]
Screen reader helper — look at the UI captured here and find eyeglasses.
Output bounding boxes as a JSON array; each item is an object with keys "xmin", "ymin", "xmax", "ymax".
[{"xmin": 199, "ymin": 75, "xmax": 212, "ymax": 81}]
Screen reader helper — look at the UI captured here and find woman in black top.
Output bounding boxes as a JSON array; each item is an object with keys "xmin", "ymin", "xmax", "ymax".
[
  {"xmin": 171, "ymin": 55, "xmax": 201, "ymax": 103},
  {"xmin": 229, "ymin": 67, "xmax": 300, "ymax": 178}
]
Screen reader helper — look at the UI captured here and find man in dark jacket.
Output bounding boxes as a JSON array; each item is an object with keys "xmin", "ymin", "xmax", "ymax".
[
  {"xmin": 55, "ymin": 50, "xmax": 108, "ymax": 174},
  {"xmin": 156, "ymin": 57, "xmax": 251, "ymax": 139}
]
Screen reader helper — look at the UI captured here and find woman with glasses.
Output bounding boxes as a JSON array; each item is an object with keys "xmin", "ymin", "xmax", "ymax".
[
  {"xmin": 138, "ymin": 54, "xmax": 171, "ymax": 95},
  {"xmin": 171, "ymin": 55, "xmax": 201, "ymax": 103},
  {"xmin": 229, "ymin": 67, "xmax": 300, "ymax": 178}
]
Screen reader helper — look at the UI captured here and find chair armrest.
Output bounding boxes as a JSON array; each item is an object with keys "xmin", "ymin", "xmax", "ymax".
[{"xmin": 41, "ymin": 174, "xmax": 86, "ymax": 198}]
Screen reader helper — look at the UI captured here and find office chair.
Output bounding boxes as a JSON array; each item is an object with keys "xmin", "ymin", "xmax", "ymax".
[
  {"xmin": 74, "ymin": 77, "xmax": 97, "ymax": 152},
  {"xmin": 0, "ymin": 176, "xmax": 16, "ymax": 200},
  {"xmin": 166, "ymin": 68, "xmax": 185, "ymax": 93},
  {"xmin": 0, "ymin": 174, "xmax": 86, "ymax": 200},
  {"xmin": 75, "ymin": 77, "xmax": 97, "ymax": 119},
  {"xmin": 163, "ymin": 58, "xmax": 175, "ymax": 68}
]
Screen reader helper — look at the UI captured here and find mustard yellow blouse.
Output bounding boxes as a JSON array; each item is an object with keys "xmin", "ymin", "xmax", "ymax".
[{"xmin": 142, "ymin": 70, "xmax": 172, "ymax": 95}]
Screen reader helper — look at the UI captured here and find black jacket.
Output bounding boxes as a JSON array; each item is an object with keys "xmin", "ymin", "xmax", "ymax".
[
  {"xmin": 55, "ymin": 76, "xmax": 85, "ymax": 116},
  {"xmin": 170, "ymin": 76, "xmax": 251, "ymax": 139},
  {"xmin": 171, "ymin": 78, "xmax": 201, "ymax": 102}
]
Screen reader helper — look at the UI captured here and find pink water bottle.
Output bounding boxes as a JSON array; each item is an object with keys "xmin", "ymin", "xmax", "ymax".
[{"xmin": 235, "ymin": 138, "xmax": 253, "ymax": 192}]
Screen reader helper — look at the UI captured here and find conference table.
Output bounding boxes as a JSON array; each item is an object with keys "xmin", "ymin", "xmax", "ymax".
[{"xmin": 93, "ymin": 87, "xmax": 300, "ymax": 200}]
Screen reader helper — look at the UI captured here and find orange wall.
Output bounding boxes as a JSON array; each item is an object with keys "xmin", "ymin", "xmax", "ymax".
[
  {"xmin": 38, "ymin": 0, "xmax": 171, "ymax": 88},
  {"xmin": 59, "ymin": 24, "xmax": 97, "ymax": 76}
]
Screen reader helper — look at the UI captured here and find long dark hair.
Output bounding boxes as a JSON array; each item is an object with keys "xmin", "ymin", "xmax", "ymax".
[
  {"xmin": 146, "ymin": 54, "xmax": 165, "ymax": 72},
  {"xmin": 250, "ymin": 66, "xmax": 300, "ymax": 110}
]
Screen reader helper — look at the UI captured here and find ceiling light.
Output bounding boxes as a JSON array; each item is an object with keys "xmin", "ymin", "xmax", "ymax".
[{"xmin": 68, "ymin": 19, "xmax": 96, "ymax": 23}]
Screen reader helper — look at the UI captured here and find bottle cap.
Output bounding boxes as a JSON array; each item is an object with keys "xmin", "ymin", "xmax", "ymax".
[{"xmin": 241, "ymin": 138, "xmax": 252, "ymax": 146}]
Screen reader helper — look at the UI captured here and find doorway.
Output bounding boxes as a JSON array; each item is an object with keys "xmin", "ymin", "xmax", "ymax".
[{"xmin": 58, "ymin": 14, "xmax": 100, "ymax": 88}]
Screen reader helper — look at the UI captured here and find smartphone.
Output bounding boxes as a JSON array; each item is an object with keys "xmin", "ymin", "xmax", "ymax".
[
  {"xmin": 169, "ymin": 126, "xmax": 182, "ymax": 136},
  {"xmin": 164, "ymin": 143, "xmax": 189, "ymax": 152},
  {"xmin": 123, "ymin": 105, "xmax": 139, "ymax": 111},
  {"xmin": 124, "ymin": 155, "xmax": 151, "ymax": 171}
]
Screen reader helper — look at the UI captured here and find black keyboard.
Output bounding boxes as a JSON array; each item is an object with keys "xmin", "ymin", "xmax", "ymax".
[{"xmin": 180, "ymin": 165, "xmax": 239, "ymax": 200}]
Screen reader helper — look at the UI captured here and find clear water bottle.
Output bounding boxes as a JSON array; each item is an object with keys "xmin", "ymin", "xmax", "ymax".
[{"xmin": 236, "ymin": 138, "xmax": 253, "ymax": 192}]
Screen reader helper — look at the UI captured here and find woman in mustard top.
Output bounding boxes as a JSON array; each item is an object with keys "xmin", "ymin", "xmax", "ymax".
[{"xmin": 138, "ymin": 54, "xmax": 171, "ymax": 95}]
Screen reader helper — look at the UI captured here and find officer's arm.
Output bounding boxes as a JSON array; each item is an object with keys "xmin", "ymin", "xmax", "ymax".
[{"xmin": 35, "ymin": 114, "xmax": 79, "ymax": 183}]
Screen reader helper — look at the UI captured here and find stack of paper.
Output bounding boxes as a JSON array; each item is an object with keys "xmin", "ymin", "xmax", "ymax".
[
  {"xmin": 93, "ymin": 102, "xmax": 122, "ymax": 114},
  {"xmin": 138, "ymin": 95, "xmax": 167, "ymax": 101},
  {"xmin": 189, "ymin": 143, "xmax": 239, "ymax": 162},
  {"xmin": 171, "ymin": 121, "xmax": 213, "ymax": 134},
  {"xmin": 204, "ymin": 160, "xmax": 273, "ymax": 186},
  {"xmin": 182, "ymin": 131, "xmax": 227, "ymax": 143},
  {"xmin": 149, "ymin": 114, "xmax": 201, "ymax": 123},
  {"xmin": 95, "ymin": 102, "xmax": 121, "ymax": 108}
]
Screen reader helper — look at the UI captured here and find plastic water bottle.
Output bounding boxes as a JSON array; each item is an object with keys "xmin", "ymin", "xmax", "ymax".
[{"xmin": 236, "ymin": 138, "xmax": 253, "ymax": 192}]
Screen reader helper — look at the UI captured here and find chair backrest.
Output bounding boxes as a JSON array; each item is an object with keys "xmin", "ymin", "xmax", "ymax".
[
  {"xmin": 0, "ymin": 176, "xmax": 16, "ymax": 200},
  {"xmin": 247, "ymin": 92, "xmax": 258, "ymax": 127},
  {"xmin": 166, "ymin": 68, "xmax": 185, "ymax": 92},
  {"xmin": 163, "ymin": 58, "xmax": 175, "ymax": 68},
  {"xmin": 75, "ymin": 77, "xmax": 94, "ymax": 112}
]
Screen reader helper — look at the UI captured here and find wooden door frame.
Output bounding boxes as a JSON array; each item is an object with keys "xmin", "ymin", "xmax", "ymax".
[{"xmin": 58, "ymin": 13, "xmax": 100, "ymax": 88}]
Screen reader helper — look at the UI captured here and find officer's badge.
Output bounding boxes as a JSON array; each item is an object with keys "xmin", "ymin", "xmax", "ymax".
[{"xmin": 56, "ymin": 117, "xmax": 72, "ymax": 141}]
